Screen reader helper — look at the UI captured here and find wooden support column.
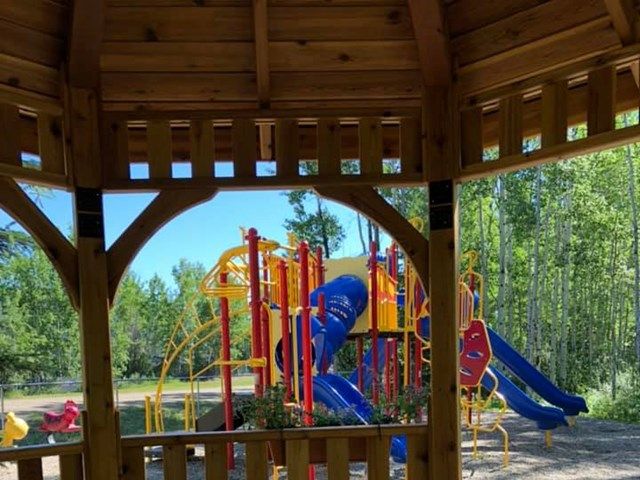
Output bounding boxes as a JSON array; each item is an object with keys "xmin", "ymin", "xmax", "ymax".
[
  {"xmin": 424, "ymin": 86, "xmax": 461, "ymax": 480},
  {"xmin": 70, "ymin": 89, "xmax": 120, "ymax": 480}
]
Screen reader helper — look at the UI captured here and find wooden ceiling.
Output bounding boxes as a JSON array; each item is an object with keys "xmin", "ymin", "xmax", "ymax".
[{"xmin": 0, "ymin": 0, "xmax": 637, "ymax": 111}]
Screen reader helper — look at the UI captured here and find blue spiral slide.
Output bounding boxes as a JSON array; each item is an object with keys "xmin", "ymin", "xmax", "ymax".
[{"xmin": 276, "ymin": 274, "xmax": 407, "ymax": 462}]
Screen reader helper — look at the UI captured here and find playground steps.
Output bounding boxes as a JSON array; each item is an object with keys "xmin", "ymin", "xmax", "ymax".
[{"xmin": 195, "ymin": 392, "xmax": 250, "ymax": 432}]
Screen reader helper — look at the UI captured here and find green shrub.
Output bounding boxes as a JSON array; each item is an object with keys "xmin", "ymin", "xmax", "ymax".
[{"xmin": 585, "ymin": 381, "xmax": 640, "ymax": 424}]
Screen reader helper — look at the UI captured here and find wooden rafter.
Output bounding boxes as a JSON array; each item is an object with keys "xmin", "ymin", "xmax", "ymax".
[
  {"xmin": 106, "ymin": 188, "xmax": 217, "ymax": 303},
  {"xmin": 253, "ymin": 0, "xmax": 270, "ymax": 107},
  {"xmin": 68, "ymin": 0, "xmax": 105, "ymax": 88},
  {"xmin": 314, "ymin": 185, "xmax": 428, "ymax": 287},
  {"xmin": 408, "ymin": 0, "xmax": 451, "ymax": 86},
  {"xmin": 604, "ymin": 0, "xmax": 639, "ymax": 45},
  {"xmin": 0, "ymin": 176, "xmax": 78, "ymax": 308}
]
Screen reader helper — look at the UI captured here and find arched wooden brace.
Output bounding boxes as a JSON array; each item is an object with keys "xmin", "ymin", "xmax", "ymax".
[
  {"xmin": 314, "ymin": 185, "xmax": 428, "ymax": 288},
  {"xmin": 0, "ymin": 176, "xmax": 79, "ymax": 308},
  {"xmin": 106, "ymin": 188, "xmax": 218, "ymax": 304}
]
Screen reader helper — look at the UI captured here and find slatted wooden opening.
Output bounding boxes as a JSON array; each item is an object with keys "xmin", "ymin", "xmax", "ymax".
[
  {"xmin": 0, "ymin": 102, "xmax": 67, "ymax": 186},
  {"xmin": 102, "ymin": 114, "xmax": 424, "ymax": 189},
  {"xmin": 119, "ymin": 424, "xmax": 429, "ymax": 480},
  {"xmin": 0, "ymin": 442, "xmax": 84, "ymax": 480},
  {"xmin": 459, "ymin": 60, "xmax": 640, "ymax": 180}
]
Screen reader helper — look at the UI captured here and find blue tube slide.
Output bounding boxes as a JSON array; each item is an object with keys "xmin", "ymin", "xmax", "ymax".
[
  {"xmin": 487, "ymin": 327, "xmax": 588, "ymax": 416},
  {"xmin": 483, "ymin": 367, "xmax": 567, "ymax": 430}
]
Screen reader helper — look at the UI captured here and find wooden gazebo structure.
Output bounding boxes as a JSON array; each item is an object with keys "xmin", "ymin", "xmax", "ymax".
[{"xmin": 1, "ymin": 1, "xmax": 640, "ymax": 478}]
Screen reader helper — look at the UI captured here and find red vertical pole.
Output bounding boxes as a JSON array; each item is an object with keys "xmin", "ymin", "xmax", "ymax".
[
  {"xmin": 247, "ymin": 228, "xmax": 264, "ymax": 397},
  {"xmin": 392, "ymin": 338, "xmax": 399, "ymax": 402},
  {"xmin": 261, "ymin": 255, "xmax": 272, "ymax": 387},
  {"xmin": 384, "ymin": 339, "xmax": 391, "ymax": 400},
  {"xmin": 466, "ymin": 273, "xmax": 476, "ymax": 423},
  {"xmin": 278, "ymin": 260, "xmax": 292, "ymax": 401},
  {"xmin": 370, "ymin": 241, "xmax": 379, "ymax": 404},
  {"xmin": 315, "ymin": 246, "xmax": 325, "ymax": 286},
  {"xmin": 299, "ymin": 242, "xmax": 313, "ymax": 426},
  {"xmin": 219, "ymin": 272, "xmax": 234, "ymax": 468},
  {"xmin": 414, "ymin": 325, "xmax": 422, "ymax": 388},
  {"xmin": 390, "ymin": 243, "xmax": 398, "ymax": 281},
  {"xmin": 356, "ymin": 337, "xmax": 364, "ymax": 393}
]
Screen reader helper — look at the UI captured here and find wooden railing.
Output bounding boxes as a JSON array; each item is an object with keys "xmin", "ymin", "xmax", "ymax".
[
  {"xmin": 0, "ymin": 424, "xmax": 428, "ymax": 479},
  {"xmin": 121, "ymin": 424, "xmax": 429, "ymax": 480},
  {"xmin": 0, "ymin": 442, "xmax": 84, "ymax": 480}
]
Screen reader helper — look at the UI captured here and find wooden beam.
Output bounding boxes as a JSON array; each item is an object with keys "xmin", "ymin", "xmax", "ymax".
[
  {"xmin": 460, "ymin": 122, "xmax": 640, "ymax": 181},
  {"xmin": 423, "ymin": 86, "xmax": 461, "ymax": 480},
  {"xmin": 541, "ymin": 81, "xmax": 568, "ymax": 148},
  {"xmin": 275, "ymin": 119, "xmax": 298, "ymax": 178},
  {"xmin": 588, "ymin": 65, "xmax": 617, "ymax": 135},
  {"xmin": 68, "ymin": 0, "xmax": 105, "ymax": 88},
  {"xmin": 408, "ymin": 0, "xmax": 451, "ymax": 86},
  {"xmin": 253, "ymin": 0, "xmax": 270, "ymax": 107},
  {"xmin": 314, "ymin": 185, "xmax": 428, "ymax": 288},
  {"xmin": 604, "ymin": 0, "xmax": 639, "ymax": 45},
  {"xmin": 0, "ymin": 103, "xmax": 21, "ymax": 166},
  {"xmin": 0, "ymin": 176, "xmax": 79, "ymax": 308},
  {"xmin": 460, "ymin": 107, "xmax": 483, "ymax": 168},
  {"xmin": 107, "ymin": 188, "xmax": 217, "ymax": 303},
  {"xmin": 499, "ymin": 95, "xmax": 523, "ymax": 156}
]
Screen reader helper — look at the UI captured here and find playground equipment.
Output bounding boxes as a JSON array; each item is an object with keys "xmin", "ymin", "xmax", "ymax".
[
  {"xmin": 39, "ymin": 400, "xmax": 81, "ymax": 443},
  {"xmin": 0, "ymin": 412, "xmax": 29, "ymax": 448},
  {"xmin": 153, "ymin": 226, "xmax": 587, "ymax": 470}
]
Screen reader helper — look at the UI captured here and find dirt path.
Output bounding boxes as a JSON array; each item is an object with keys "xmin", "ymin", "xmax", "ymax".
[{"xmin": 2, "ymin": 413, "xmax": 639, "ymax": 479}]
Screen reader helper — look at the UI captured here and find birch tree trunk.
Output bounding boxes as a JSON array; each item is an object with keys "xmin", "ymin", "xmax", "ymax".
[
  {"xmin": 526, "ymin": 167, "xmax": 543, "ymax": 363},
  {"xmin": 625, "ymin": 144, "xmax": 640, "ymax": 367},
  {"xmin": 496, "ymin": 176, "xmax": 508, "ymax": 336},
  {"xmin": 559, "ymin": 189, "xmax": 572, "ymax": 386}
]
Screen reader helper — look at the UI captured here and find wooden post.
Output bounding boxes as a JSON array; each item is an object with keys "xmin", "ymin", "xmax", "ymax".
[
  {"xmin": 424, "ymin": 87, "xmax": 461, "ymax": 480},
  {"xmin": 70, "ymin": 87, "xmax": 120, "ymax": 480}
]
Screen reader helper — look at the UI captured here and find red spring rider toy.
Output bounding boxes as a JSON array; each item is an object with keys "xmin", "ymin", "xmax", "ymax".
[{"xmin": 40, "ymin": 400, "xmax": 81, "ymax": 443}]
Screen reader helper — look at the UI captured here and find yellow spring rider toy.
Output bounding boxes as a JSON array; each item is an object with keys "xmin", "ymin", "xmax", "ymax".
[{"xmin": 1, "ymin": 412, "xmax": 29, "ymax": 448}]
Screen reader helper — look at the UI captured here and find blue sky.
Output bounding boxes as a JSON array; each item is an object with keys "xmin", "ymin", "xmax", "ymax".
[{"xmin": 1, "ymin": 186, "xmax": 389, "ymax": 287}]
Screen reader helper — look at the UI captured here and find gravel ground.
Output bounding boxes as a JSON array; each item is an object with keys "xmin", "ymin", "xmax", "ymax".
[{"xmin": 2, "ymin": 413, "xmax": 639, "ymax": 479}]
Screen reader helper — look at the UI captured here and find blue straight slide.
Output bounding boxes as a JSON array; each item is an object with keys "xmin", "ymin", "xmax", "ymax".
[
  {"xmin": 487, "ymin": 327, "xmax": 588, "ymax": 416},
  {"xmin": 482, "ymin": 367, "xmax": 567, "ymax": 430}
]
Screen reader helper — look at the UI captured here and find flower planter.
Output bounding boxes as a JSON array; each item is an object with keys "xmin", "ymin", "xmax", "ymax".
[{"xmin": 268, "ymin": 435, "xmax": 367, "ymax": 465}]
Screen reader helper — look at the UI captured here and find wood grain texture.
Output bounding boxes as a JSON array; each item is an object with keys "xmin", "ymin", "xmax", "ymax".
[
  {"xmin": 406, "ymin": 433, "xmax": 429, "ymax": 479},
  {"xmin": 37, "ymin": 113, "xmax": 65, "ymax": 174},
  {"xmin": 232, "ymin": 119, "xmax": 257, "ymax": 177},
  {"xmin": 366, "ymin": 436, "xmax": 390, "ymax": 480},
  {"xmin": 17, "ymin": 458, "xmax": 43, "ymax": 480},
  {"xmin": 163, "ymin": 445, "xmax": 187, "ymax": 480},
  {"xmin": 275, "ymin": 119, "xmax": 299, "ymax": 177},
  {"xmin": 121, "ymin": 446, "xmax": 145, "ymax": 480},
  {"xmin": 587, "ymin": 65, "xmax": 616, "ymax": 135},
  {"xmin": 245, "ymin": 441, "xmax": 268, "ymax": 480},
  {"xmin": 285, "ymin": 439, "xmax": 309, "ymax": 480},
  {"xmin": 326, "ymin": 438, "xmax": 349, "ymax": 480},
  {"xmin": 499, "ymin": 95, "xmax": 523, "ymax": 157},
  {"xmin": 317, "ymin": 118, "xmax": 341, "ymax": 175},
  {"xmin": 447, "ymin": 0, "xmax": 547, "ymax": 37},
  {"xmin": 0, "ymin": 20, "xmax": 64, "ymax": 67},
  {"xmin": 0, "ymin": 103, "xmax": 21, "ymax": 165},
  {"xmin": 408, "ymin": 0, "xmax": 451, "ymax": 86},
  {"xmin": 253, "ymin": 0, "xmax": 270, "ymax": 105},
  {"xmin": 147, "ymin": 120, "xmax": 173, "ymax": 178},
  {"xmin": 190, "ymin": 119, "xmax": 215, "ymax": 177},
  {"xmin": 59, "ymin": 453, "xmax": 84, "ymax": 480},
  {"xmin": 103, "ymin": 119, "xmax": 130, "ymax": 180},
  {"xmin": 460, "ymin": 107, "xmax": 483, "ymax": 168},
  {"xmin": 541, "ymin": 81, "xmax": 568, "ymax": 148},
  {"xmin": 603, "ymin": 0, "xmax": 639, "ymax": 45},
  {"xmin": 205, "ymin": 443, "xmax": 228, "ymax": 480},
  {"xmin": 0, "ymin": 54, "xmax": 60, "ymax": 99},
  {"xmin": 0, "ymin": 0, "xmax": 69, "ymax": 37},
  {"xmin": 359, "ymin": 117, "xmax": 383, "ymax": 175}
]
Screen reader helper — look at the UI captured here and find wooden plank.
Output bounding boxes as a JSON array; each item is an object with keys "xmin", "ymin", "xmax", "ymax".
[
  {"xmin": 0, "ymin": 54, "xmax": 61, "ymax": 100},
  {"xmin": 408, "ymin": 0, "xmax": 450, "ymax": 86},
  {"xmin": 359, "ymin": 117, "xmax": 383, "ymax": 176},
  {"xmin": 17, "ymin": 458, "xmax": 43, "ymax": 480},
  {"xmin": 285, "ymin": 439, "xmax": 309, "ymax": 480},
  {"xmin": 253, "ymin": 0, "xmax": 270, "ymax": 106},
  {"xmin": 269, "ymin": 40, "xmax": 418, "ymax": 71},
  {"xmin": 147, "ymin": 120, "xmax": 173, "ymax": 178},
  {"xmin": 0, "ymin": 0, "xmax": 69, "ymax": 37},
  {"xmin": 275, "ymin": 119, "xmax": 299, "ymax": 177},
  {"xmin": 101, "ymin": 42, "xmax": 255, "ymax": 72},
  {"xmin": 457, "ymin": 19, "xmax": 620, "ymax": 97},
  {"xmin": 447, "ymin": 0, "xmax": 547, "ymax": 37},
  {"xmin": 452, "ymin": 0, "xmax": 607, "ymax": 67},
  {"xmin": 460, "ymin": 107, "xmax": 483, "ymax": 168},
  {"xmin": 588, "ymin": 65, "xmax": 617, "ymax": 135},
  {"xmin": 101, "ymin": 73, "xmax": 256, "ymax": 102},
  {"xmin": 270, "ymin": 71, "xmax": 422, "ymax": 101},
  {"xmin": 0, "ymin": 103, "xmax": 21, "ymax": 165},
  {"xmin": 366, "ymin": 436, "xmax": 390, "ymax": 480},
  {"xmin": 499, "ymin": 95, "xmax": 523, "ymax": 157},
  {"xmin": 269, "ymin": 6, "xmax": 414, "ymax": 40},
  {"xmin": 37, "ymin": 114, "xmax": 65, "ymax": 174},
  {"xmin": 326, "ymin": 438, "xmax": 349, "ymax": 480},
  {"xmin": 541, "ymin": 81, "xmax": 568, "ymax": 148},
  {"xmin": 204, "ymin": 442, "xmax": 228, "ymax": 480},
  {"xmin": 190, "ymin": 119, "xmax": 215, "ymax": 177},
  {"xmin": 163, "ymin": 445, "xmax": 187, "ymax": 480},
  {"xmin": 232, "ymin": 119, "xmax": 257, "ymax": 177},
  {"xmin": 121, "ymin": 446, "xmax": 145, "ymax": 480},
  {"xmin": 103, "ymin": 120, "xmax": 130, "ymax": 180},
  {"xmin": 105, "ymin": 7, "xmax": 253, "ymax": 41},
  {"xmin": 604, "ymin": 0, "xmax": 639, "ymax": 45},
  {"xmin": 258, "ymin": 123, "xmax": 273, "ymax": 160},
  {"xmin": 400, "ymin": 117, "xmax": 422, "ymax": 175},
  {"xmin": 461, "ymin": 122, "xmax": 640, "ymax": 181},
  {"xmin": 0, "ymin": 20, "xmax": 64, "ymax": 67},
  {"xmin": 317, "ymin": 118, "xmax": 341, "ymax": 175},
  {"xmin": 406, "ymin": 433, "xmax": 429, "ymax": 480},
  {"xmin": 59, "ymin": 453, "xmax": 84, "ymax": 480},
  {"xmin": 245, "ymin": 441, "xmax": 268, "ymax": 480}
]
